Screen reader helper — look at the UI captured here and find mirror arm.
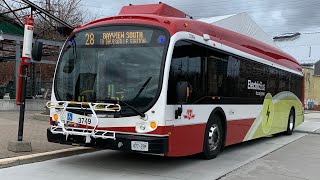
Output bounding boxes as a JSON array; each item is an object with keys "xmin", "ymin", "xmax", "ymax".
[
  {"xmin": 175, "ymin": 81, "xmax": 189, "ymax": 119},
  {"xmin": 175, "ymin": 102, "xmax": 183, "ymax": 119}
]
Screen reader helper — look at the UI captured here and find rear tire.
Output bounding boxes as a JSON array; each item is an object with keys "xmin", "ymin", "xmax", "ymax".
[
  {"xmin": 285, "ymin": 109, "xmax": 295, "ymax": 135},
  {"xmin": 202, "ymin": 114, "xmax": 224, "ymax": 159}
]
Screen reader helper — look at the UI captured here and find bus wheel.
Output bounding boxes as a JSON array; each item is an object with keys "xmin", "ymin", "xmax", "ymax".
[
  {"xmin": 202, "ymin": 114, "xmax": 223, "ymax": 159},
  {"xmin": 285, "ymin": 109, "xmax": 295, "ymax": 135}
]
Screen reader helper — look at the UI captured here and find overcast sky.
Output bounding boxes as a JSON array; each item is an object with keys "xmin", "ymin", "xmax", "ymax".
[{"xmin": 81, "ymin": 0, "xmax": 320, "ymax": 36}]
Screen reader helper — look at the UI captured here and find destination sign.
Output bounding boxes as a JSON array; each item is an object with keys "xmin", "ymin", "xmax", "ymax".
[{"xmin": 83, "ymin": 30, "xmax": 153, "ymax": 46}]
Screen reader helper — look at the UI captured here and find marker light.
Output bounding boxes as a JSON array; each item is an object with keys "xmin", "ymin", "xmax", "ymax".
[
  {"xmin": 69, "ymin": 38, "xmax": 75, "ymax": 45},
  {"xmin": 150, "ymin": 121, "xmax": 157, "ymax": 129},
  {"xmin": 53, "ymin": 114, "xmax": 59, "ymax": 121},
  {"xmin": 158, "ymin": 36, "xmax": 165, "ymax": 43}
]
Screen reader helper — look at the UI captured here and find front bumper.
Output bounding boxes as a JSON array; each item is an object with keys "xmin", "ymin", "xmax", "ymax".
[{"xmin": 47, "ymin": 128, "xmax": 168, "ymax": 154}]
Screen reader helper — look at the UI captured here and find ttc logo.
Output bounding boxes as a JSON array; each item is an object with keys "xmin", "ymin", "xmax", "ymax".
[{"xmin": 184, "ymin": 109, "xmax": 195, "ymax": 120}]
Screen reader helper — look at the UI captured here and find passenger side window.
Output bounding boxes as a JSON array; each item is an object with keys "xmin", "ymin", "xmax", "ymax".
[
  {"xmin": 207, "ymin": 49, "xmax": 240, "ymax": 99},
  {"xmin": 167, "ymin": 41, "xmax": 206, "ymax": 104},
  {"xmin": 239, "ymin": 59, "xmax": 267, "ymax": 102},
  {"xmin": 168, "ymin": 40, "xmax": 294, "ymax": 105}
]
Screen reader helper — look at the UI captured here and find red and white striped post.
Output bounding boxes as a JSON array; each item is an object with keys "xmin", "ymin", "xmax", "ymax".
[
  {"xmin": 16, "ymin": 16, "xmax": 34, "ymax": 142},
  {"xmin": 16, "ymin": 16, "xmax": 34, "ymax": 104}
]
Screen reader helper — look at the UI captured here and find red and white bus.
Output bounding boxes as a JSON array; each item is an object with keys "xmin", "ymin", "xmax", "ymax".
[{"xmin": 46, "ymin": 3, "xmax": 304, "ymax": 159}]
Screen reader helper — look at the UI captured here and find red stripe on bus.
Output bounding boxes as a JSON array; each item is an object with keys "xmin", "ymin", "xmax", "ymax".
[
  {"xmin": 166, "ymin": 118, "xmax": 255, "ymax": 156},
  {"xmin": 64, "ymin": 122, "xmax": 204, "ymax": 156},
  {"xmin": 165, "ymin": 123, "xmax": 206, "ymax": 157},
  {"xmin": 63, "ymin": 118, "xmax": 255, "ymax": 156},
  {"xmin": 225, "ymin": 118, "xmax": 255, "ymax": 146}
]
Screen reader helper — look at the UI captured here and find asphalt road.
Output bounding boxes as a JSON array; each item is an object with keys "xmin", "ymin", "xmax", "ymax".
[
  {"xmin": 0, "ymin": 134, "xmax": 306, "ymax": 180},
  {"xmin": 0, "ymin": 112, "xmax": 319, "ymax": 180}
]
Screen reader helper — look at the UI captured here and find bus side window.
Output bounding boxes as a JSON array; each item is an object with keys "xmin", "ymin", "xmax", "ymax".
[
  {"xmin": 290, "ymin": 74, "xmax": 303, "ymax": 101},
  {"xmin": 207, "ymin": 49, "xmax": 239, "ymax": 100},
  {"xmin": 167, "ymin": 40, "xmax": 206, "ymax": 104},
  {"xmin": 239, "ymin": 59, "xmax": 267, "ymax": 103},
  {"xmin": 267, "ymin": 66, "xmax": 280, "ymax": 96},
  {"xmin": 207, "ymin": 55, "xmax": 219, "ymax": 96}
]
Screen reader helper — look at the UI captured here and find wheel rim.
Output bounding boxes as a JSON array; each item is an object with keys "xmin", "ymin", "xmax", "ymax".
[
  {"xmin": 289, "ymin": 114, "xmax": 294, "ymax": 130},
  {"xmin": 208, "ymin": 124, "xmax": 220, "ymax": 151}
]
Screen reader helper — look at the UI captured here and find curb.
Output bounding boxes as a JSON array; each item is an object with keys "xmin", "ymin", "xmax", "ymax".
[{"xmin": 0, "ymin": 147, "xmax": 95, "ymax": 169}]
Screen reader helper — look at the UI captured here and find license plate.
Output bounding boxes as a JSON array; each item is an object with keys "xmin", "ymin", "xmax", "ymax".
[{"xmin": 131, "ymin": 141, "xmax": 148, "ymax": 152}]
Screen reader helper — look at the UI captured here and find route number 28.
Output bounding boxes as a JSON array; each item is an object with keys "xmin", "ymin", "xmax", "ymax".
[{"xmin": 85, "ymin": 33, "xmax": 95, "ymax": 45}]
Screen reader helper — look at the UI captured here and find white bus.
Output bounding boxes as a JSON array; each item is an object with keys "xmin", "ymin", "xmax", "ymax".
[{"xmin": 43, "ymin": 3, "xmax": 304, "ymax": 159}]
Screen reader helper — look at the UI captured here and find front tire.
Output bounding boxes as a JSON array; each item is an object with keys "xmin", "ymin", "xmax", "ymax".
[
  {"xmin": 285, "ymin": 109, "xmax": 295, "ymax": 135},
  {"xmin": 202, "ymin": 114, "xmax": 224, "ymax": 159}
]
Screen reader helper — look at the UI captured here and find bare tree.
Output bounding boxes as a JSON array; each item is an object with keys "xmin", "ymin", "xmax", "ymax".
[
  {"xmin": 1, "ymin": 0, "xmax": 99, "ymax": 39},
  {"xmin": 0, "ymin": 0, "xmax": 102, "ymax": 99},
  {"xmin": 42, "ymin": 0, "xmax": 85, "ymax": 26}
]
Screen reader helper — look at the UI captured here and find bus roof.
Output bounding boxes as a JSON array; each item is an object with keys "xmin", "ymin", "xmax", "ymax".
[{"xmin": 77, "ymin": 3, "xmax": 301, "ymax": 73}]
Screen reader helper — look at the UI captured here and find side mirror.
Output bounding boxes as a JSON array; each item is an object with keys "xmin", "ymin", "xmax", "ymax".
[
  {"xmin": 176, "ymin": 81, "xmax": 189, "ymax": 104},
  {"xmin": 32, "ymin": 41, "xmax": 43, "ymax": 61}
]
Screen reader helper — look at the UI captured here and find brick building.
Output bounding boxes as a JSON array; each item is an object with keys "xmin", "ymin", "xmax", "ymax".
[
  {"xmin": 0, "ymin": 14, "xmax": 59, "ymax": 99},
  {"xmin": 0, "ymin": 14, "xmax": 24, "ymax": 98}
]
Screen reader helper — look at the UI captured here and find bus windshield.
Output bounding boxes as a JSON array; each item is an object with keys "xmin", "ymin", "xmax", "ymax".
[{"xmin": 54, "ymin": 25, "xmax": 168, "ymax": 113}]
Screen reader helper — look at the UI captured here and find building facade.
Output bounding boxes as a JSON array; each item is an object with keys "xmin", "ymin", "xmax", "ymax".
[
  {"xmin": 0, "ymin": 15, "xmax": 61, "ymax": 100},
  {"xmin": 303, "ymin": 66, "xmax": 320, "ymax": 110}
]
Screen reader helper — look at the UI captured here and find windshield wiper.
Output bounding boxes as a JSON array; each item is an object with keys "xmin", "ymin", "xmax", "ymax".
[
  {"xmin": 96, "ymin": 98, "xmax": 145, "ymax": 118},
  {"xmin": 133, "ymin": 77, "xmax": 152, "ymax": 101}
]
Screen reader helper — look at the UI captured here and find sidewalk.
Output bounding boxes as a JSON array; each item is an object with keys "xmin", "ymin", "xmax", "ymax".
[
  {"xmin": 222, "ymin": 134, "xmax": 320, "ymax": 180},
  {"xmin": 295, "ymin": 111, "xmax": 320, "ymax": 133},
  {"xmin": 222, "ymin": 111, "xmax": 320, "ymax": 180},
  {"xmin": 0, "ymin": 111, "xmax": 88, "ymax": 159},
  {"xmin": 304, "ymin": 110, "xmax": 320, "ymax": 114}
]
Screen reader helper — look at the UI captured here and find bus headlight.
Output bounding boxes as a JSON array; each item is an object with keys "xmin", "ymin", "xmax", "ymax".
[
  {"xmin": 136, "ymin": 121, "xmax": 158, "ymax": 133},
  {"xmin": 140, "ymin": 124, "xmax": 146, "ymax": 130}
]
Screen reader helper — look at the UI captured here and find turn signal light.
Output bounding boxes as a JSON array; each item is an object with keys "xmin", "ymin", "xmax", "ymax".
[
  {"xmin": 150, "ymin": 121, "xmax": 157, "ymax": 129},
  {"xmin": 53, "ymin": 114, "xmax": 59, "ymax": 121}
]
